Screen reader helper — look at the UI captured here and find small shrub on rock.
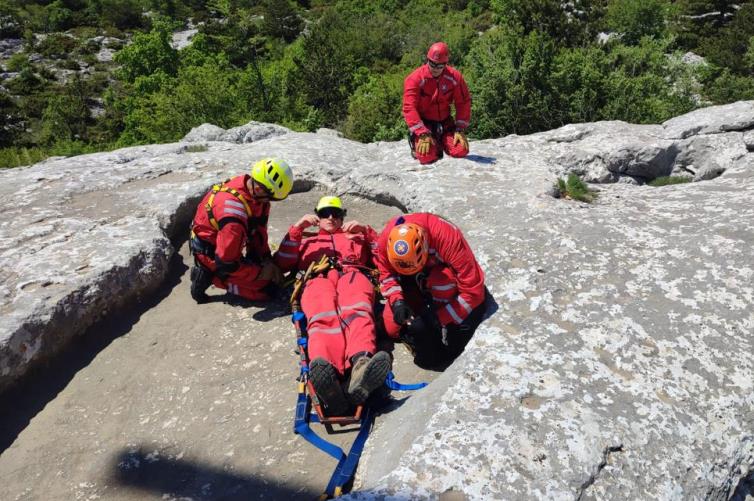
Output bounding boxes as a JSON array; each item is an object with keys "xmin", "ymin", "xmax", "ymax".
[{"xmin": 556, "ymin": 174, "xmax": 597, "ymax": 202}]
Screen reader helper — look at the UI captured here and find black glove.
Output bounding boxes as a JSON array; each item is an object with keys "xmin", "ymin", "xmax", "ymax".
[
  {"xmin": 392, "ymin": 300, "xmax": 414, "ymax": 325},
  {"xmin": 406, "ymin": 311, "xmax": 440, "ymax": 338},
  {"xmin": 419, "ymin": 310, "xmax": 441, "ymax": 331},
  {"xmin": 214, "ymin": 257, "xmax": 240, "ymax": 281}
]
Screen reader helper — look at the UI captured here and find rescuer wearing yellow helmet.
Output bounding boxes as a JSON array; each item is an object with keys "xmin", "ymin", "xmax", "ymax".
[{"xmin": 189, "ymin": 158, "xmax": 294, "ymax": 303}]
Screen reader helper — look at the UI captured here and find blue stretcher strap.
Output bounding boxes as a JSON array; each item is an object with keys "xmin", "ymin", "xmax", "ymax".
[
  {"xmin": 325, "ymin": 406, "xmax": 374, "ymax": 497},
  {"xmin": 293, "ymin": 391, "xmax": 345, "ymax": 462},
  {"xmin": 385, "ymin": 371, "xmax": 428, "ymax": 391},
  {"xmin": 292, "ymin": 311, "xmax": 306, "ymax": 323}
]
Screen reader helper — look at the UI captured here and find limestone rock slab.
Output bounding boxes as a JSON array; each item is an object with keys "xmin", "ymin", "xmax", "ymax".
[{"xmin": 1, "ymin": 105, "xmax": 753, "ymax": 500}]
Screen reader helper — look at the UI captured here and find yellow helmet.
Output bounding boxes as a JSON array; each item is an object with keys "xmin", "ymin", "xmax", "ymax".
[
  {"xmin": 250, "ymin": 158, "xmax": 293, "ymax": 200},
  {"xmin": 315, "ymin": 196, "xmax": 346, "ymax": 218}
]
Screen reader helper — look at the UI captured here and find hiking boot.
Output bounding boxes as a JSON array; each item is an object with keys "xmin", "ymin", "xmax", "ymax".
[
  {"xmin": 309, "ymin": 358, "xmax": 350, "ymax": 416},
  {"xmin": 190, "ymin": 266, "xmax": 213, "ymax": 304},
  {"xmin": 347, "ymin": 351, "xmax": 392, "ymax": 405}
]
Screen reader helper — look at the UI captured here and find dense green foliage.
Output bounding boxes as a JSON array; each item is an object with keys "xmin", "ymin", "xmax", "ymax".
[{"xmin": 1, "ymin": 0, "xmax": 754, "ymax": 167}]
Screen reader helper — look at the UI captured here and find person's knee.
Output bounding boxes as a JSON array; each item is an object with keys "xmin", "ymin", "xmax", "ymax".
[
  {"xmin": 417, "ymin": 150, "xmax": 440, "ymax": 164},
  {"xmin": 448, "ymin": 147, "xmax": 468, "ymax": 158}
]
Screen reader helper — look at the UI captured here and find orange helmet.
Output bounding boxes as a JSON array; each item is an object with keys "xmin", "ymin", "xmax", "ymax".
[{"xmin": 387, "ymin": 223, "xmax": 428, "ymax": 275}]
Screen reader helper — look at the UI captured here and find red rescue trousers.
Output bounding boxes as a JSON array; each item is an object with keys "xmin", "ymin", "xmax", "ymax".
[
  {"xmin": 195, "ymin": 253, "xmax": 273, "ymax": 301},
  {"xmin": 301, "ymin": 268, "xmax": 377, "ymax": 376},
  {"xmin": 414, "ymin": 132, "xmax": 469, "ymax": 165},
  {"xmin": 382, "ymin": 264, "xmax": 459, "ymax": 338}
]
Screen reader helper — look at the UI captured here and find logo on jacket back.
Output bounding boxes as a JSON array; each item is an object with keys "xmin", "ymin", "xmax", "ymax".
[{"xmin": 393, "ymin": 240, "xmax": 409, "ymax": 256}]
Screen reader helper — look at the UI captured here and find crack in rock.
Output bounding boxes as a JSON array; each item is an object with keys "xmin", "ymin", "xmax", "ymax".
[{"xmin": 576, "ymin": 444, "xmax": 624, "ymax": 501}]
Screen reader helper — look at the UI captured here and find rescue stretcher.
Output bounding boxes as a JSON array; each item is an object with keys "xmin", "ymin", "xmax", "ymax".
[{"xmin": 289, "ymin": 256, "xmax": 426, "ymax": 499}]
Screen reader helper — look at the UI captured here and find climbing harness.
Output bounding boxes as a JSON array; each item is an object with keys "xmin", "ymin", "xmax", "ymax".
[
  {"xmin": 289, "ymin": 256, "xmax": 427, "ymax": 498},
  {"xmin": 205, "ymin": 181, "xmax": 252, "ymax": 231}
]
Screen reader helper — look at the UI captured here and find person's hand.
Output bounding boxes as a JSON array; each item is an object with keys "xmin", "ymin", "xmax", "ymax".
[
  {"xmin": 453, "ymin": 131, "xmax": 468, "ymax": 150},
  {"xmin": 342, "ymin": 220, "xmax": 365, "ymax": 234},
  {"xmin": 294, "ymin": 214, "xmax": 319, "ymax": 230},
  {"xmin": 258, "ymin": 261, "xmax": 284, "ymax": 285},
  {"xmin": 416, "ymin": 135, "xmax": 433, "ymax": 155},
  {"xmin": 391, "ymin": 300, "xmax": 414, "ymax": 325}
]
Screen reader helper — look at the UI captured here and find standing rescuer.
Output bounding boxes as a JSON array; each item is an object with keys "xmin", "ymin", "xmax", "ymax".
[
  {"xmin": 275, "ymin": 196, "xmax": 392, "ymax": 416},
  {"xmin": 375, "ymin": 213, "xmax": 488, "ymax": 368},
  {"xmin": 189, "ymin": 158, "xmax": 293, "ymax": 304},
  {"xmin": 403, "ymin": 41, "xmax": 472, "ymax": 164}
]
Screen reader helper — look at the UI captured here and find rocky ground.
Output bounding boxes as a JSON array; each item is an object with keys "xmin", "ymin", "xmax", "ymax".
[
  {"xmin": 0, "ymin": 191, "xmax": 434, "ymax": 500},
  {"xmin": 1, "ymin": 102, "xmax": 753, "ymax": 499}
]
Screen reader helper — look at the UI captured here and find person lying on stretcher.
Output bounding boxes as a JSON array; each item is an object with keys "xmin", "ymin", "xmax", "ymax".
[{"xmin": 274, "ymin": 196, "xmax": 391, "ymax": 415}]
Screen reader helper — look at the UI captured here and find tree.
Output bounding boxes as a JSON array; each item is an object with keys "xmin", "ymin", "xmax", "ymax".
[
  {"xmin": 551, "ymin": 46, "xmax": 608, "ymax": 124},
  {"xmin": 600, "ymin": 38, "xmax": 695, "ymax": 123},
  {"xmin": 605, "ymin": 0, "xmax": 674, "ymax": 46},
  {"xmin": 464, "ymin": 27, "xmax": 558, "ymax": 137},
  {"xmin": 700, "ymin": 3, "xmax": 754, "ymax": 74},
  {"xmin": 343, "ymin": 71, "xmax": 405, "ymax": 142},
  {"xmin": 262, "ymin": 0, "xmax": 303, "ymax": 43},
  {"xmin": 294, "ymin": 7, "xmax": 402, "ymax": 126},
  {"xmin": 491, "ymin": 0, "xmax": 607, "ymax": 46},
  {"xmin": 39, "ymin": 78, "xmax": 90, "ymax": 145},
  {"xmin": 114, "ymin": 20, "xmax": 179, "ymax": 83},
  {"xmin": 674, "ymin": 0, "xmax": 739, "ymax": 51}
]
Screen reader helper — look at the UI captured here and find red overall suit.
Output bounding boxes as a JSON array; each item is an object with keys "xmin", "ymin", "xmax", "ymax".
[
  {"xmin": 375, "ymin": 213, "xmax": 486, "ymax": 340},
  {"xmin": 191, "ymin": 175, "xmax": 274, "ymax": 301},
  {"xmin": 275, "ymin": 225, "xmax": 379, "ymax": 376},
  {"xmin": 403, "ymin": 64, "xmax": 471, "ymax": 164}
]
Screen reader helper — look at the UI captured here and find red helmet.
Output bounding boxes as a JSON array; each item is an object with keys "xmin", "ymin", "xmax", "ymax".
[{"xmin": 427, "ymin": 42, "xmax": 449, "ymax": 64}]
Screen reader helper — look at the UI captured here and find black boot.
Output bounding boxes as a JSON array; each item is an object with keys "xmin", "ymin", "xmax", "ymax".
[
  {"xmin": 190, "ymin": 266, "xmax": 213, "ymax": 304},
  {"xmin": 309, "ymin": 358, "xmax": 350, "ymax": 416}
]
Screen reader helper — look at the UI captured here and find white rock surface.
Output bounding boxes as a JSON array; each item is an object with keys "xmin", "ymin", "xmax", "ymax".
[{"xmin": 1, "ymin": 102, "xmax": 753, "ymax": 500}]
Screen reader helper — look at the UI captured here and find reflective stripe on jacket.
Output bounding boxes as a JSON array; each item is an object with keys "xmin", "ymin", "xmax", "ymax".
[{"xmin": 375, "ymin": 213, "xmax": 485, "ymax": 326}]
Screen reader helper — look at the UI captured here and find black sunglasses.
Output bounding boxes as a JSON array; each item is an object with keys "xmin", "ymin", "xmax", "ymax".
[
  {"xmin": 428, "ymin": 60, "xmax": 446, "ymax": 69},
  {"xmin": 317, "ymin": 207, "xmax": 345, "ymax": 219}
]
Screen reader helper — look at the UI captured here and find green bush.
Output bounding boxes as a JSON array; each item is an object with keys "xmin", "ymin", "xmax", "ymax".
[
  {"xmin": 465, "ymin": 27, "xmax": 558, "ymax": 137},
  {"xmin": 605, "ymin": 0, "xmax": 674, "ymax": 45},
  {"xmin": 343, "ymin": 70, "xmax": 405, "ymax": 142},
  {"xmin": 600, "ymin": 38, "xmax": 695, "ymax": 124},
  {"xmin": 114, "ymin": 20, "xmax": 179, "ymax": 83},
  {"xmin": 36, "ymin": 33, "xmax": 79, "ymax": 58},
  {"xmin": 262, "ymin": 0, "xmax": 303, "ymax": 42},
  {"xmin": 5, "ymin": 53, "xmax": 29, "ymax": 72},
  {"xmin": 0, "ymin": 147, "xmax": 47, "ymax": 168},
  {"xmin": 39, "ymin": 84, "xmax": 90, "ymax": 145}
]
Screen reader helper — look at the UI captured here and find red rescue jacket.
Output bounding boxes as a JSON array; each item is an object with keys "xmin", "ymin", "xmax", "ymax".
[
  {"xmin": 375, "ymin": 213, "xmax": 485, "ymax": 327},
  {"xmin": 191, "ymin": 174, "xmax": 271, "ymax": 265},
  {"xmin": 402, "ymin": 64, "xmax": 471, "ymax": 137},
  {"xmin": 274, "ymin": 225, "xmax": 378, "ymax": 273}
]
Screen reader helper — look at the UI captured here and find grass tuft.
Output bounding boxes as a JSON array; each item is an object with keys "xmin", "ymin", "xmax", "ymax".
[
  {"xmin": 184, "ymin": 144, "xmax": 209, "ymax": 153},
  {"xmin": 647, "ymin": 176, "xmax": 692, "ymax": 187},
  {"xmin": 555, "ymin": 173, "xmax": 597, "ymax": 203}
]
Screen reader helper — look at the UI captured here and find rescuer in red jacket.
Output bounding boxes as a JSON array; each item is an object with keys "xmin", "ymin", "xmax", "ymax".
[
  {"xmin": 275, "ymin": 196, "xmax": 391, "ymax": 415},
  {"xmin": 375, "ymin": 213, "xmax": 487, "ymax": 367},
  {"xmin": 189, "ymin": 158, "xmax": 293, "ymax": 304},
  {"xmin": 403, "ymin": 41, "xmax": 472, "ymax": 164}
]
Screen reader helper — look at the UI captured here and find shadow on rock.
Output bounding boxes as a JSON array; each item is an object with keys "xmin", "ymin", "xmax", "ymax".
[
  {"xmin": 111, "ymin": 447, "xmax": 312, "ymax": 500},
  {"xmin": 464, "ymin": 154, "xmax": 497, "ymax": 164},
  {"xmin": 0, "ymin": 251, "xmax": 189, "ymax": 454},
  {"xmin": 410, "ymin": 288, "xmax": 499, "ymax": 372}
]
